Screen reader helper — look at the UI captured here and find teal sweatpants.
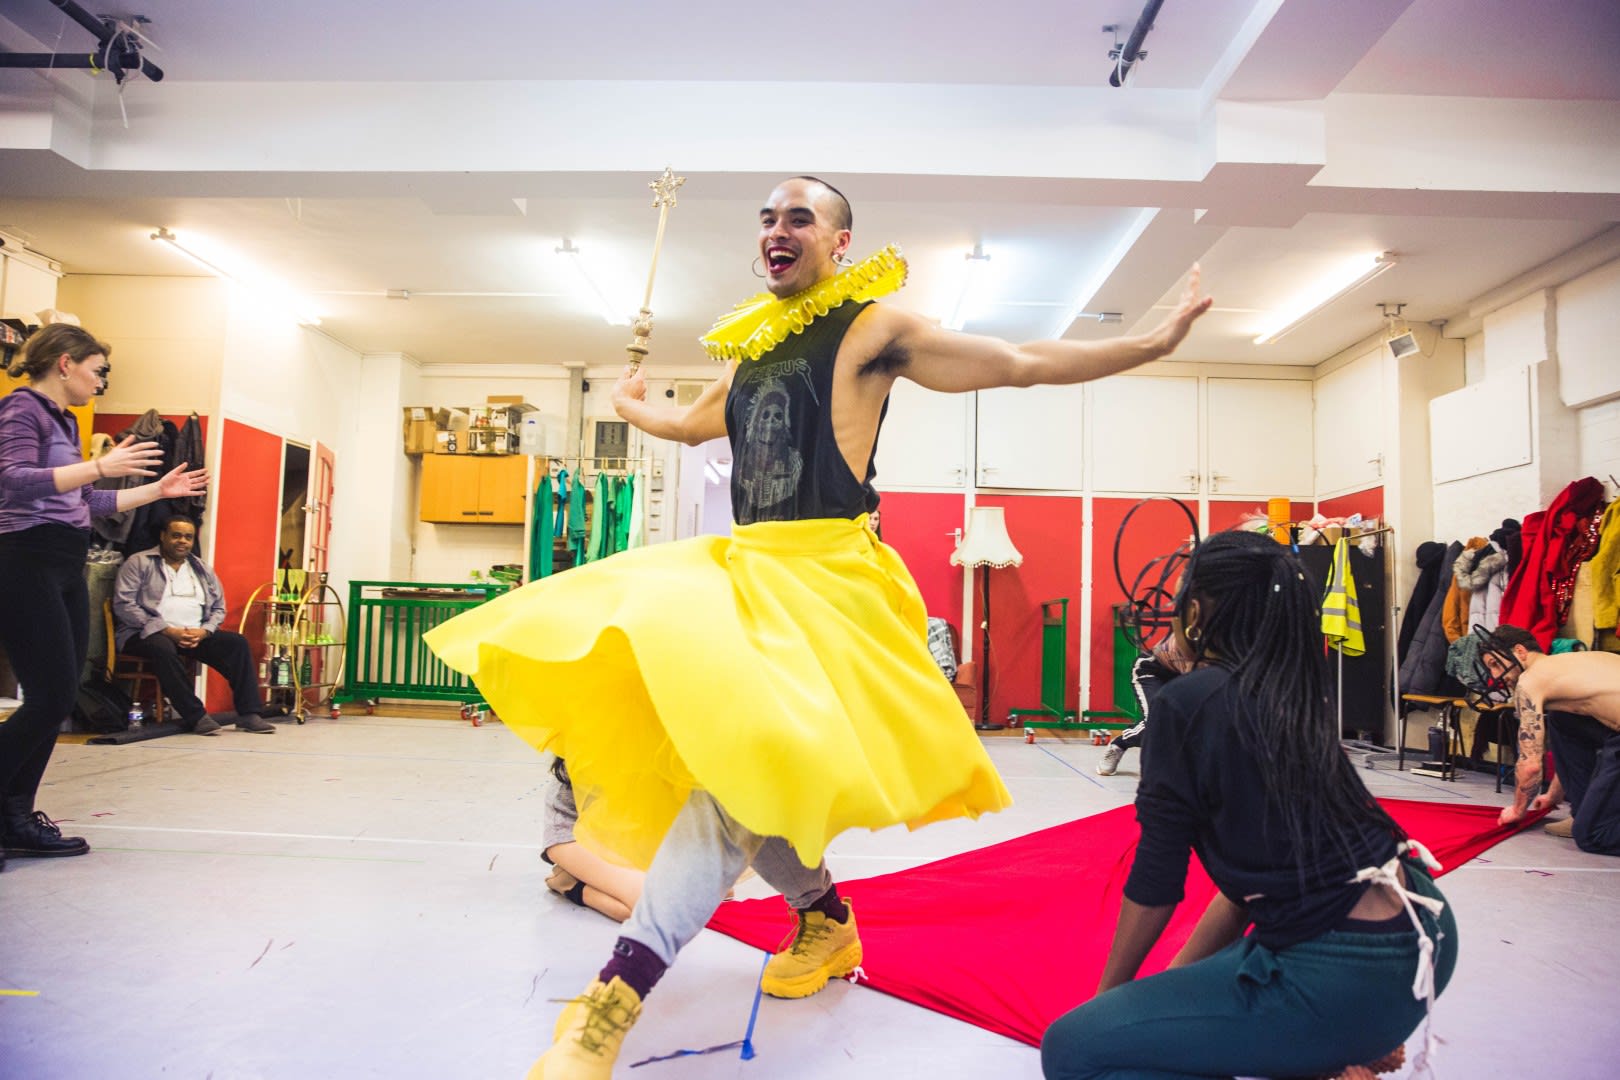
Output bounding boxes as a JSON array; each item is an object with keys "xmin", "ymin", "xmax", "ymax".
[{"xmin": 1041, "ymin": 859, "xmax": 1456, "ymax": 1080}]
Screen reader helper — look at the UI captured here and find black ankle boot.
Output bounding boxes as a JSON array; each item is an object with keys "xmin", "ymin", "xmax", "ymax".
[{"xmin": 1, "ymin": 796, "xmax": 90, "ymax": 858}]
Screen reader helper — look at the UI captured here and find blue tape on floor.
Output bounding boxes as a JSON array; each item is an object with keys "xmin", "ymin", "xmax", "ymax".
[{"xmin": 630, "ymin": 950, "xmax": 769, "ymax": 1069}]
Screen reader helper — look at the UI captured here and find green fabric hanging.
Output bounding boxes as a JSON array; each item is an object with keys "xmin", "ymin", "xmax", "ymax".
[
  {"xmin": 587, "ymin": 471, "xmax": 609, "ymax": 563},
  {"xmin": 529, "ymin": 473, "xmax": 553, "ymax": 580},
  {"xmin": 614, "ymin": 474, "xmax": 634, "ymax": 553},
  {"xmin": 568, "ymin": 471, "xmax": 588, "ymax": 565}
]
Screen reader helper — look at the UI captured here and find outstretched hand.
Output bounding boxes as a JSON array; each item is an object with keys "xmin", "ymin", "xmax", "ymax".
[
  {"xmin": 156, "ymin": 464, "xmax": 209, "ymax": 499},
  {"xmin": 97, "ymin": 435, "xmax": 164, "ymax": 479},
  {"xmin": 1154, "ymin": 264, "xmax": 1214, "ymax": 355}
]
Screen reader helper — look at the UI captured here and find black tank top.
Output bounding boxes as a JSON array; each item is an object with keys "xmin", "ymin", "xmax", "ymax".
[{"xmin": 725, "ymin": 299, "xmax": 885, "ymax": 525}]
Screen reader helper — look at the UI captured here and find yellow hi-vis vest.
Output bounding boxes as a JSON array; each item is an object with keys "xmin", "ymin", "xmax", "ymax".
[{"xmin": 1322, "ymin": 537, "xmax": 1365, "ymax": 656}]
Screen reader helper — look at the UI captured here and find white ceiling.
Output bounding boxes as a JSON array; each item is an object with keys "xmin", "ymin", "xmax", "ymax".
[{"xmin": 1, "ymin": 0, "xmax": 1618, "ymax": 370}]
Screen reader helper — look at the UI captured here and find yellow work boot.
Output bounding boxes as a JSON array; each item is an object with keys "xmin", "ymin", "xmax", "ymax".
[
  {"xmin": 760, "ymin": 902, "xmax": 862, "ymax": 999},
  {"xmin": 527, "ymin": 976, "xmax": 642, "ymax": 1079},
  {"xmin": 1544, "ymin": 816, "xmax": 1575, "ymax": 838}
]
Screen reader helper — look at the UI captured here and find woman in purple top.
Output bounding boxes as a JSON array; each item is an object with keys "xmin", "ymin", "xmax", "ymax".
[{"xmin": 0, "ymin": 324, "xmax": 207, "ymax": 872}]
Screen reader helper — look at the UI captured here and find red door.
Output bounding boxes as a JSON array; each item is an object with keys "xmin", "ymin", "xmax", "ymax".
[{"xmin": 205, "ymin": 420, "xmax": 281, "ymax": 712}]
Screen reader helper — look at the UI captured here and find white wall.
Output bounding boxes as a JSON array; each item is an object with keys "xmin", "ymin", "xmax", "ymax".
[
  {"xmin": 1432, "ymin": 257, "xmax": 1620, "ymax": 539},
  {"xmin": 340, "ymin": 353, "xmax": 420, "ymax": 582},
  {"xmin": 55, "ymin": 275, "xmax": 228, "ymax": 417}
]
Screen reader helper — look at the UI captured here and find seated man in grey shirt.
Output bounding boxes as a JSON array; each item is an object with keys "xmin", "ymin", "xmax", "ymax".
[{"xmin": 112, "ymin": 515, "xmax": 276, "ymax": 735}]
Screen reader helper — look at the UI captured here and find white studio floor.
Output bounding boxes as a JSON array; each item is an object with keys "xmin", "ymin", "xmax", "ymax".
[{"xmin": 0, "ymin": 713, "xmax": 1615, "ymax": 1080}]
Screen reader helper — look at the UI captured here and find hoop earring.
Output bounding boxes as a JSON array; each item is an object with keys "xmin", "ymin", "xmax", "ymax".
[
  {"xmin": 833, "ymin": 251, "xmax": 854, "ymax": 268},
  {"xmin": 1185, "ymin": 627, "xmax": 1202, "ymax": 645},
  {"xmin": 751, "ymin": 257, "xmax": 766, "ymax": 279}
]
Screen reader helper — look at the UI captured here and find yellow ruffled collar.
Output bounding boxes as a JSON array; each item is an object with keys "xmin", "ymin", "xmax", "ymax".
[{"xmin": 699, "ymin": 245, "xmax": 908, "ymax": 363}]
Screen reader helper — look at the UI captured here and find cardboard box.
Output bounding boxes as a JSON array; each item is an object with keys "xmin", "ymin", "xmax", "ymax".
[
  {"xmin": 402, "ymin": 406, "xmax": 437, "ymax": 455},
  {"xmin": 487, "ymin": 394, "xmax": 524, "ymax": 406}
]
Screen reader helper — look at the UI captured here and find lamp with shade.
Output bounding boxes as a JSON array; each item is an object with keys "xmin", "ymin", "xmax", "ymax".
[{"xmin": 951, "ymin": 505, "xmax": 1023, "ymax": 730}]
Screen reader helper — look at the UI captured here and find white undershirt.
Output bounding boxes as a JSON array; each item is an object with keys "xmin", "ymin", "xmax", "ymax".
[{"xmin": 157, "ymin": 560, "xmax": 207, "ymax": 629}]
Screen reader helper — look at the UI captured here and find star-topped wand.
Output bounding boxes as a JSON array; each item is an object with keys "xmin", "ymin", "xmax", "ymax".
[{"xmin": 625, "ymin": 166, "xmax": 686, "ymax": 370}]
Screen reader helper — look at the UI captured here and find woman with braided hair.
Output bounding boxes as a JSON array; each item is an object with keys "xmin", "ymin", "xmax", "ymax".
[{"xmin": 1042, "ymin": 530, "xmax": 1457, "ymax": 1080}]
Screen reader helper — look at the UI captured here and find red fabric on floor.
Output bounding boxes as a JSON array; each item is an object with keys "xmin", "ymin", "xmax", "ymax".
[{"xmin": 705, "ymin": 798, "xmax": 1529, "ymax": 1048}]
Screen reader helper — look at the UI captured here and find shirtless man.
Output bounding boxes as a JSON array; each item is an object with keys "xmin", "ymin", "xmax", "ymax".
[{"xmin": 1486, "ymin": 624, "xmax": 1620, "ymax": 855}]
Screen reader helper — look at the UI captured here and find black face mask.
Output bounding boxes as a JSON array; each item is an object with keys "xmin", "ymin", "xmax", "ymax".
[{"xmin": 1467, "ymin": 624, "xmax": 1522, "ymax": 710}]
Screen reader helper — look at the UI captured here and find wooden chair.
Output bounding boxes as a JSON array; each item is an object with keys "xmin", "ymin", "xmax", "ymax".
[{"xmin": 103, "ymin": 599, "xmax": 194, "ymax": 723}]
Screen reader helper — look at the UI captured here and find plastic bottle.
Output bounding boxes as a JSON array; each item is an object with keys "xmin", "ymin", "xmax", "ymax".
[
  {"xmin": 127, "ymin": 702, "xmax": 144, "ymax": 730},
  {"xmin": 519, "ymin": 416, "xmax": 543, "ymax": 456}
]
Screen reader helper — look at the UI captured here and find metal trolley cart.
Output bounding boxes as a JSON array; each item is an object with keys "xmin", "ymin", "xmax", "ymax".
[
  {"xmin": 238, "ymin": 571, "xmax": 347, "ymax": 724},
  {"xmin": 335, "ymin": 580, "xmax": 511, "ymax": 723}
]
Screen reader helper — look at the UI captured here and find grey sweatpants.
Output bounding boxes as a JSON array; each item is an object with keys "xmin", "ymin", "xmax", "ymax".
[{"xmin": 623, "ymin": 790, "xmax": 834, "ymax": 965}]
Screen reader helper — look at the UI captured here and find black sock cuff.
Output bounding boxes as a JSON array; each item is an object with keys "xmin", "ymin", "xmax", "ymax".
[{"xmin": 564, "ymin": 880, "xmax": 587, "ymax": 907}]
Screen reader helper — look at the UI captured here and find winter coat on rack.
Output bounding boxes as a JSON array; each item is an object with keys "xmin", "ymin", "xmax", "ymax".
[
  {"xmin": 1591, "ymin": 499, "xmax": 1620, "ymax": 632},
  {"xmin": 1399, "ymin": 540, "xmax": 1465, "ymax": 695},
  {"xmin": 1454, "ymin": 542, "xmax": 1509, "ymax": 634},
  {"xmin": 1491, "ymin": 519, "xmax": 1522, "ymax": 577},
  {"xmin": 1397, "ymin": 541, "xmax": 1449, "ymax": 663},
  {"xmin": 1442, "ymin": 537, "xmax": 1489, "ymax": 643},
  {"xmin": 1500, "ymin": 477, "xmax": 1607, "ymax": 649},
  {"xmin": 172, "ymin": 412, "xmax": 207, "ymax": 520}
]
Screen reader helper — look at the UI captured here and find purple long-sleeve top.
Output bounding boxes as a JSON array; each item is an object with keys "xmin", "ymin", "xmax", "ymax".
[{"xmin": 0, "ymin": 386, "xmax": 119, "ymax": 534}]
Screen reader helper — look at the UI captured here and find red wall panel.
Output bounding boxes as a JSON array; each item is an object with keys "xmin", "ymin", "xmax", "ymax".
[
  {"xmin": 1318, "ymin": 487, "xmax": 1384, "ymax": 521},
  {"xmin": 977, "ymin": 494, "xmax": 1084, "ymax": 726},
  {"xmin": 876, "ymin": 490, "xmax": 965, "ymax": 632},
  {"xmin": 1089, "ymin": 497, "xmax": 1199, "ymax": 712},
  {"xmin": 205, "ymin": 420, "xmax": 281, "ymax": 710}
]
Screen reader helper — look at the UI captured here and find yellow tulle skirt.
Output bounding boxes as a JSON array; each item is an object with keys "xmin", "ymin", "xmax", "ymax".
[{"xmin": 423, "ymin": 515, "xmax": 1011, "ymax": 870}]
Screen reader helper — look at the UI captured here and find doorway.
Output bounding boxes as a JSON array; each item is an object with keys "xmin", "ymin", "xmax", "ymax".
[{"xmin": 280, "ymin": 443, "xmax": 310, "ymax": 570}]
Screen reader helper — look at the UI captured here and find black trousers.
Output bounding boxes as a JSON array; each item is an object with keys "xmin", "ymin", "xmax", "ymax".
[
  {"xmin": 1114, "ymin": 654, "xmax": 1177, "ymax": 751},
  {"xmin": 0, "ymin": 525, "xmax": 90, "ymax": 806},
  {"xmin": 121, "ymin": 628, "xmax": 263, "ymax": 724},
  {"xmin": 1548, "ymin": 710, "xmax": 1620, "ymax": 856}
]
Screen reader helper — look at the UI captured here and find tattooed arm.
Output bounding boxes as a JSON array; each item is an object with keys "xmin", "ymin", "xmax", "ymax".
[{"xmin": 1498, "ymin": 682, "xmax": 1547, "ymax": 827}]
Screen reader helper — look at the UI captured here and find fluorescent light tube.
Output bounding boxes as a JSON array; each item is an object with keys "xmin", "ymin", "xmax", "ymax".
[
  {"xmin": 150, "ymin": 228, "xmax": 322, "ymax": 326},
  {"xmin": 1253, "ymin": 252, "xmax": 1396, "ymax": 345}
]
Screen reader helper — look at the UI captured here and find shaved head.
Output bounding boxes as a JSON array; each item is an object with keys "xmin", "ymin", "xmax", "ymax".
[{"xmin": 787, "ymin": 176, "xmax": 852, "ymax": 232}]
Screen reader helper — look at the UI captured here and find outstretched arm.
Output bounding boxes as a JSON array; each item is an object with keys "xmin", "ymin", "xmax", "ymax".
[
  {"xmin": 1499, "ymin": 683, "xmax": 1548, "ymax": 826},
  {"xmin": 889, "ymin": 265, "xmax": 1212, "ymax": 394},
  {"xmin": 612, "ymin": 362, "xmax": 734, "ymax": 446}
]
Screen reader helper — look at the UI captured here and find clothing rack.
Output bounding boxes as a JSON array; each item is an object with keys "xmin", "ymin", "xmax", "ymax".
[{"xmin": 549, "ymin": 455, "xmax": 651, "ymax": 476}]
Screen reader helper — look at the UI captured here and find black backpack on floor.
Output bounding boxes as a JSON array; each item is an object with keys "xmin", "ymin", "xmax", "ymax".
[{"xmin": 73, "ymin": 672, "xmax": 133, "ymax": 734}]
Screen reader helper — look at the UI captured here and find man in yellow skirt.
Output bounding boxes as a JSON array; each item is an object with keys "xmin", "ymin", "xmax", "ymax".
[{"xmin": 425, "ymin": 176, "xmax": 1213, "ymax": 1078}]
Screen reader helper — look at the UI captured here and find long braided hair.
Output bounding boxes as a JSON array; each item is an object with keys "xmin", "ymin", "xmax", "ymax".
[{"xmin": 1175, "ymin": 531, "xmax": 1404, "ymax": 871}]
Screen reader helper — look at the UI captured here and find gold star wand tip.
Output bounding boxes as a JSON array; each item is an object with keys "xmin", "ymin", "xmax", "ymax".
[{"xmin": 649, "ymin": 166, "xmax": 687, "ymax": 209}]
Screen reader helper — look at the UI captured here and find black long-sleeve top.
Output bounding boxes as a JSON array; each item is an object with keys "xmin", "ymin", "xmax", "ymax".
[{"xmin": 1125, "ymin": 666, "xmax": 1399, "ymax": 949}]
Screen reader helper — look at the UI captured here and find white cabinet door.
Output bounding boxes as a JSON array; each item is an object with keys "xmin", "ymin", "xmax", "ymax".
[
  {"xmin": 1207, "ymin": 378, "xmax": 1314, "ymax": 497},
  {"xmin": 873, "ymin": 378, "xmax": 970, "ymax": 489},
  {"xmin": 0, "ymin": 255, "xmax": 59, "ymax": 320},
  {"xmin": 975, "ymin": 383, "xmax": 1085, "ymax": 490},
  {"xmin": 1313, "ymin": 349, "xmax": 1386, "ymax": 496},
  {"xmin": 1089, "ymin": 375, "xmax": 1199, "ymax": 493}
]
